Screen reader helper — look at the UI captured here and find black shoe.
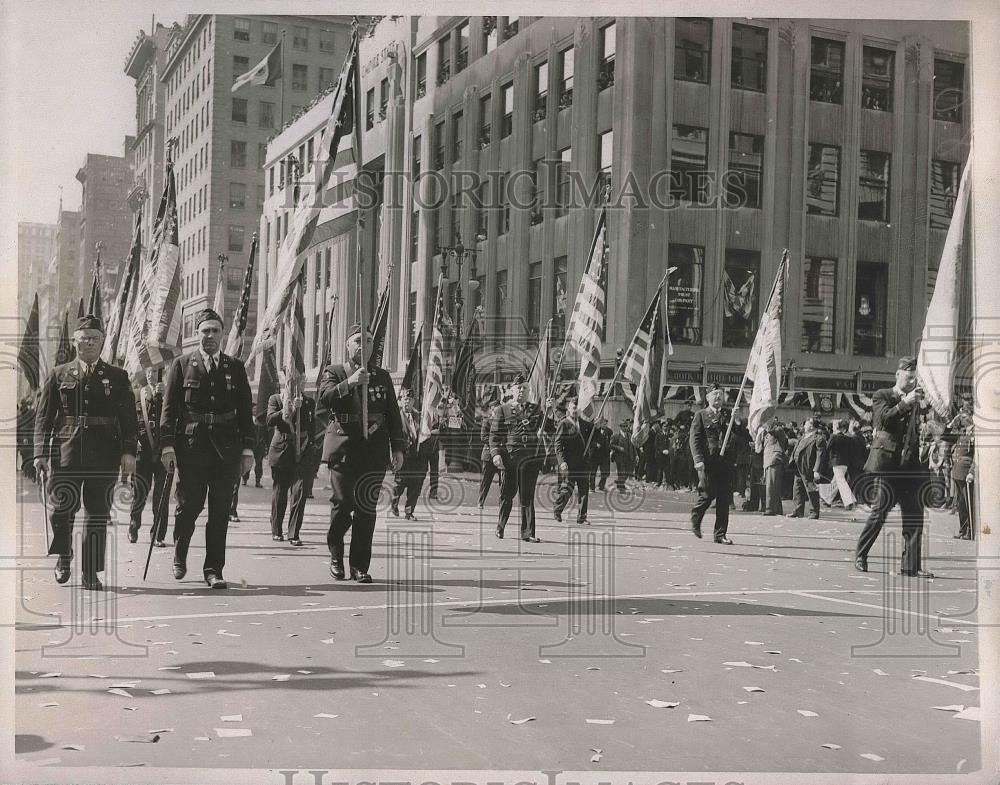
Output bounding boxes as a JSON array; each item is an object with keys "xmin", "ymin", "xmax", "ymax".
[
  {"xmin": 206, "ymin": 574, "xmax": 228, "ymax": 589},
  {"xmin": 788, "ymin": 513, "xmax": 803, "ymax": 518},
  {"xmin": 81, "ymin": 574, "xmax": 104, "ymax": 591},
  {"xmin": 153, "ymin": 539, "xmax": 166, "ymax": 548},
  {"xmin": 762, "ymin": 512, "xmax": 777, "ymax": 517},
  {"xmin": 230, "ymin": 514, "xmax": 240, "ymax": 522},
  {"xmin": 522, "ymin": 536, "xmax": 541, "ymax": 543},
  {"xmin": 330, "ymin": 560, "xmax": 347, "ymax": 580},
  {"xmin": 390, "ymin": 504, "xmax": 399, "ymax": 517},
  {"xmin": 351, "ymin": 567, "xmax": 373, "ymax": 583},
  {"xmin": 577, "ymin": 518, "xmax": 588, "ymax": 525},
  {"xmin": 404, "ymin": 511, "xmax": 417, "ymax": 521},
  {"xmin": 242, "ymin": 478, "xmax": 248, "ymax": 486},
  {"xmin": 54, "ymin": 556, "xmax": 71, "ymax": 585},
  {"xmin": 899, "ymin": 569, "xmax": 935, "ymax": 578},
  {"xmin": 255, "ymin": 481, "xmax": 262, "ymax": 488},
  {"xmin": 854, "ymin": 557, "xmax": 868, "ymax": 573},
  {"xmin": 954, "ymin": 534, "xmax": 972, "ymax": 540},
  {"xmin": 272, "ymin": 534, "xmax": 284, "ymax": 541},
  {"xmin": 808, "ymin": 513, "xmax": 820, "ymax": 520},
  {"xmin": 173, "ymin": 562, "xmax": 187, "ymax": 580},
  {"xmin": 495, "ymin": 526, "xmax": 504, "ymax": 539},
  {"xmin": 288, "ymin": 538, "xmax": 303, "ymax": 546},
  {"xmin": 127, "ymin": 525, "xmax": 138, "ymax": 543},
  {"xmin": 715, "ymin": 537, "xmax": 734, "ymax": 545},
  {"xmin": 691, "ymin": 525, "xmax": 703, "ymax": 539},
  {"xmin": 553, "ymin": 511, "xmax": 563, "ymax": 523}
]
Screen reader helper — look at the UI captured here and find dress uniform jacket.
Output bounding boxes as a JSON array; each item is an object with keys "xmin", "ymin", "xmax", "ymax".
[
  {"xmin": 554, "ymin": 416, "xmax": 592, "ymax": 469},
  {"xmin": 267, "ymin": 393, "xmax": 317, "ymax": 468},
  {"xmin": 319, "ymin": 363, "xmax": 406, "ymax": 464},
  {"xmin": 136, "ymin": 385, "xmax": 163, "ymax": 460},
  {"xmin": 863, "ymin": 388, "xmax": 925, "ymax": 474},
  {"xmin": 489, "ymin": 401, "xmax": 545, "ymax": 460},
  {"xmin": 34, "ymin": 358, "xmax": 138, "ymax": 469},
  {"xmin": 688, "ymin": 406, "xmax": 736, "ymax": 470}
]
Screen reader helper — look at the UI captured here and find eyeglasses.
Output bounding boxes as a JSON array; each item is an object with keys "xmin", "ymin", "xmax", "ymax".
[{"xmin": 76, "ymin": 335, "xmax": 103, "ymax": 343}]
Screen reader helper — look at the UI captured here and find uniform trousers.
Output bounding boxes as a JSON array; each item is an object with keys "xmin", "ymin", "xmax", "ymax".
[
  {"xmin": 479, "ymin": 449, "xmax": 500, "ymax": 506},
  {"xmin": 613, "ymin": 459, "xmax": 632, "ymax": 491},
  {"xmin": 173, "ymin": 449, "xmax": 240, "ymax": 578},
  {"xmin": 47, "ymin": 469, "xmax": 116, "ymax": 577},
  {"xmin": 791, "ymin": 472, "xmax": 821, "ymax": 517},
  {"xmin": 690, "ymin": 459, "xmax": 733, "ymax": 540},
  {"xmin": 764, "ymin": 465, "xmax": 784, "ymax": 515},
  {"xmin": 956, "ymin": 478, "xmax": 974, "ymax": 538},
  {"xmin": 391, "ymin": 452, "xmax": 425, "ymax": 514},
  {"xmin": 589, "ymin": 454, "xmax": 610, "ymax": 490},
  {"xmin": 498, "ymin": 452, "xmax": 544, "ymax": 539},
  {"xmin": 554, "ymin": 465, "xmax": 590, "ymax": 522},
  {"xmin": 271, "ymin": 462, "xmax": 308, "ymax": 539},
  {"xmin": 327, "ymin": 455, "xmax": 388, "ymax": 573},
  {"xmin": 855, "ymin": 474, "xmax": 927, "ymax": 572},
  {"xmin": 130, "ymin": 454, "xmax": 168, "ymax": 540}
]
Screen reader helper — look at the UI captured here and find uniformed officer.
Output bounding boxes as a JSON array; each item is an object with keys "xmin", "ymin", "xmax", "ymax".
[
  {"xmin": 854, "ymin": 356, "xmax": 934, "ymax": 577},
  {"xmin": 553, "ymin": 396, "xmax": 592, "ymax": 524},
  {"xmin": 129, "ymin": 368, "xmax": 168, "ymax": 546},
  {"xmin": 689, "ymin": 383, "xmax": 737, "ymax": 544},
  {"xmin": 266, "ymin": 375, "xmax": 317, "ymax": 544},
  {"xmin": 478, "ymin": 400, "xmax": 502, "ymax": 507},
  {"xmin": 159, "ymin": 308, "xmax": 255, "ymax": 589},
  {"xmin": 319, "ymin": 324, "xmax": 405, "ymax": 583},
  {"xmin": 390, "ymin": 389, "xmax": 424, "ymax": 520},
  {"xmin": 33, "ymin": 314, "xmax": 137, "ymax": 590},
  {"xmin": 489, "ymin": 374, "xmax": 546, "ymax": 542}
]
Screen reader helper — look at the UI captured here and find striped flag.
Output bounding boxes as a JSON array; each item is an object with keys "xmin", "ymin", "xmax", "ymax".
[
  {"xmin": 745, "ymin": 251, "xmax": 788, "ymax": 438},
  {"xmin": 566, "ymin": 208, "xmax": 610, "ymax": 418},
  {"xmin": 224, "ymin": 234, "xmax": 258, "ymax": 357},
  {"xmin": 283, "ymin": 272, "xmax": 306, "ymax": 398},
  {"xmin": 526, "ymin": 318, "xmax": 553, "ymax": 405},
  {"xmin": 401, "ymin": 324, "xmax": 423, "ymax": 406},
  {"xmin": 231, "ymin": 40, "xmax": 282, "ymax": 93},
  {"xmin": 103, "ymin": 213, "xmax": 141, "ymax": 364},
  {"xmin": 367, "ymin": 267, "xmax": 392, "ymax": 368},
  {"xmin": 18, "ymin": 292, "xmax": 40, "ymax": 391},
  {"xmin": 918, "ymin": 147, "xmax": 972, "ymax": 417},
  {"xmin": 249, "ymin": 30, "xmax": 360, "ymax": 360},
  {"xmin": 621, "ymin": 286, "xmax": 666, "ymax": 447},
  {"xmin": 212, "ymin": 256, "xmax": 226, "ymax": 318},
  {"xmin": 419, "ymin": 275, "xmax": 447, "ymax": 444}
]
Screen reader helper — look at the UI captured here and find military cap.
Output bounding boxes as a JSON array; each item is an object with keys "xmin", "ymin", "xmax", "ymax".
[
  {"xmin": 195, "ymin": 308, "xmax": 224, "ymax": 328},
  {"xmin": 347, "ymin": 323, "xmax": 366, "ymax": 339},
  {"xmin": 75, "ymin": 314, "xmax": 104, "ymax": 332},
  {"xmin": 897, "ymin": 356, "xmax": 917, "ymax": 371},
  {"xmin": 708, "ymin": 382, "xmax": 721, "ymax": 391}
]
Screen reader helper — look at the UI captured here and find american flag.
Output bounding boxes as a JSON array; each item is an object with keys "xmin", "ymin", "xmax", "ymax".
[
  {"xmin": 745, "ymin": 251, "xmax": 788, "ymax": 438},
  {"xmin": 284, "ymin": 272, "xmax": 306, "ymax": 396},
  {"xmin": 566, "ymin": 208, "xmax": 610, "ymax": 418},
  {"xmin": 224, "ymin": 234, "xmax": 258, "ymax": 357},
  {"xmin": 621, "ymin": 285, "xmax": 667, "ymax": 447},
  {"xmin": 419, "ymin": 275, "xmax": 447, "ymax": 445},
  {"xmin": 249, "ymin": 30, "xmax": 360, "ymax": 360},
  {"xmin": 125, "ymin": 160, "xmax": 181, "ymax": 377},
  {"xmin": 102, "ymin": 212, "xmax": 141, "ymax": 365}
]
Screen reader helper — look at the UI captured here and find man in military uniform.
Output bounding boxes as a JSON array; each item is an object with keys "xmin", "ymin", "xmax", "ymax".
[
  {"xmin": 479, "ymin": 400, "xmax": 503, "ymax": 507},
  {"xmin": 553, "ymin": 396, "xmax": 592, "ymax": 524},
  {"xmin": 129, "ymin": 368, "xmax": 168, "ymax": 546},
  {"xmin": 390, "ymin": 390, "xmax": 424, "ymax": 520},
  {"xmin": 854, "ymin": 357, "xmax": 934, "ymax": 577},
  {"xmin": 159, "ymin": 309, "xmax": 255, "ymax": 589},
  {"xmin": 689, "ymin": 383, "xmax": 737, "ymax": 544},
  {"xmin": 33, "ymin": 315, "xmax": 137, "ymax": 590},
  {"xmin": 588, "ymin": 415, "xmax": 612, "ymax": 491},
  {"xmin": 489, "ymin": 374, "xmax": 546, "ymax": 542},
  {"xmin": 319, "ymin": 324, "xmax": 405, "ymax": 583},
  {"xmin": 266, "ymin": 375, "xmax": 317, "ymax": 544}
]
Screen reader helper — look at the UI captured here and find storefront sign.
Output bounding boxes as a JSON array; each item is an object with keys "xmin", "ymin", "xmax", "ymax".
[{"xmin": 795, "ymin": 375, "xmax": 857, "ymax": 392}]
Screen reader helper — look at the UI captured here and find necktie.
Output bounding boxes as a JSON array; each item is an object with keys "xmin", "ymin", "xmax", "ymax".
[{"xmin": 209, "ymin": 355, "xmax": 217, "ymax": 374}]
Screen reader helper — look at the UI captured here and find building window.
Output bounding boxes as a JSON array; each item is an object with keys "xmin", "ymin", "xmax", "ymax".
[
  {"xmin": 527, "ymin": 261, "xmax": 542, "ymax": 337},
  {"xmin": 726, "ymin": 132, "xmax": 763, "ymax": 209},
  {"xmin": 412, "ymin": 135, "xmax": 421, "ymax": 179},
  {"xmin": 314, "ymin": 252, "xmax": 323, "ymax": 289},
  {"xmin": 230, "ymin": 140, "xmax": 246, "ymax": 168},
  {"xmin": 862, "ymin": 47, "xmax": 894, "ymax": 111},
  {"xmin": 802, "ymin": 257, "xmax": 836, "ymax": 353},
  {"xmin": 667, "ymin": 244, "xmax": 704, "ymax": 345},
  {"xmin": 675, "ymin": 18, "xmax": 711, "ymax": 83},
  {"xmin": 854, "ymin": 261, "xmax": 887, "ymax": 356},
  {"xmin": 722, "ymin": 249, "xmax": 760, "ymax": 348},
  {"xmin": 806, "ymin": 143, "xmax": 840, "ymax": 216},
  {"xmin": 258, "ymin": 143, "xmax": 268, "ymax": 169},
  {"xmin": 415, "ymin": 53, "xmax": 427, "ymax": 98},
  {"xmin": 934, "ymin": 59, "xmax": 964, "ymax": 122},
  {"xmin": 262, "ymin": 21, "xmax": 277, "ymax": 45},
  {"xmin": 552, "ymin": 256, "xmax": 568, "ymax": 318},
  {"xmin": 433, "ymin": 121, "xmax": 445, "ymax": 169},
  {"xmin": 858, "ymin": 150, "xmax": 890, "ymax": 223},
  {"xmin": 731, "ymin": 23, "xmax": 767, "ymax": 91},
  {"xmin": 312, "ymin": 314, "xmax": 321, "ymax": 366},
  {"xmin": 268, "ymin": 165, "xmax": 275, "ymax": 195},
  {"xmin": 810, "ymin": 38, "xmax": 844, "ymax": 103},
  {"xmin": 232, "ymin": 55, "xmax": 249, "ymax": 83},
  {"xmin": 410, "ymin": 209, "xmax": 420, "ymax": 262},
  {"xmin": 670, "ymin": 124, "xmax": 709, "ymax": 204},
  {"xmin": 504, "ymin": 15, "xmax": 520, "ymax": 39},
  {"xmin": 451, "ymin": 112, "xmax": 463, "ymax": 162},
  {"xmin": 930, "ymin": 160, "xmax": 961, "ymax": 230},
  {"xmin": 498, "ymin": 174, "xmax": 510, "ymax": 235},
  {"xmin": 227, "ymin": 267, "xmax": 243, "ymax": 289},
  {"xmin": 259, "ymin": 101, "xmax": 275, "ymax": 128},
  {"xmin": 559, "ymin": 47, "xmax": 574, "ymax": 108},
  {"xmin": 456, "ymin": 22, "xmax": 469, "ymax": 72},
  {"xmin": 598, "ymin": 130, "xmax": 613, "ymax": 199},
  {"xmin": 317, "ymin": 67, "xmax": 335, "ymax": 91},
  {"xmin": 291, "ymin": 63, "xmax": 307, "ymax": 91},
  {"xmin": 557, "ymin": 147, "xmax": 573, "ymax": 216},
  {"xmin": 533, "ymin": 61, "xmax": 548, "ymax": 120},
  {"xmin": 437, "ymin": 38, "xmax": 451, "ymax": 85},
  {"xmin": 293, "ymin": 26, "xmax": 308, "ymax": 50},
  {"xmin": 483, "ymin": 16, "xmax": 498, "ymax": 53},
  {"xmin": 598, "ymin": 22, "xmax": 616, "ymax": 90},
  {"xmin": 379, "ymin": 78, "xmax": 389, "ymax": 120},
  {"xmin": 228, "ymin": 225, "xmax": 245, "ymax": 252},
  {"xmin": 234, "ymin": 18, "xmax": 251, "ymax": 42},
  {"xmin": 479, "ymin": 94, "xmax": 491, "ymax": 147},
  {"xmin": 319, "ymin": 28, "xmax": 335, "ymax": 53},
  {"xmin": 325, "ymin": 248, "xmax": 333, "ymax": 288},
  {"xmin": 229, "ymin": 183, "xmax": 246, "ymax": 210},
  {"xmin": 475, "ymin": 182, "xmax": 489, "ymax": 239},
  {"xmin": 500, "ymin": 82, "xmax": 514, "ymax": 138},
  {"xmin": 231, "ymin": 97, "xmax": 248, "ymax": 124},
  {"xmin": 365, "ymin": 88, "xmax": 375, "ymax": 129}
]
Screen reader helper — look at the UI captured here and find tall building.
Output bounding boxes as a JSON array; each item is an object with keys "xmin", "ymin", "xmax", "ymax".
[
  {"xmin": 158, "ymin": 13, "xmax": 352, "ymax": 351},
  {"xmin": 75, "ymin": 144, "xmax": 135, "ymax": 315},
  {"xmin": 124, "ymin": 22, "xmax": 174, "ymax": 249},
  {"xmin": 17, "ymin": 222, "xmax": 57, "ymax": 321}
]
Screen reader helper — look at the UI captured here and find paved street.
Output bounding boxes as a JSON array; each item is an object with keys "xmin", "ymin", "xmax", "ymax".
[{"xmin": 13, "ymin": 471, "xmax": 982, "ymax": 774}]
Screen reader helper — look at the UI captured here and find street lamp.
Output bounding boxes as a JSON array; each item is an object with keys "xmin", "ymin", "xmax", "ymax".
[{"xmin": 436, "ymin": 234, "xmax": 480, "ymax": 341}]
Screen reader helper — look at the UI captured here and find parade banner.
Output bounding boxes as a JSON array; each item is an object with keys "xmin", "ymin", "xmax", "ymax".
[{"xmin": 225, "ymin": 235, "xmax": 258, "ymax": 357}]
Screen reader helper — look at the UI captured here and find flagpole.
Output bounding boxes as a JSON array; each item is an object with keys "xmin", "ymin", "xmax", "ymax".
[
  {"xmin": 348, "ymin": 24, "xmax": 368, "ymax": 438},
  {"xmin": 720, "ymin": 249, "xmax": 788, "ymax": 455}
]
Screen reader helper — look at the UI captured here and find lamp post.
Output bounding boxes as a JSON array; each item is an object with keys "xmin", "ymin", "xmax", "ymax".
[{"xmin": 436, "ymin": 234, "xmax": 480, "ymax": 342}]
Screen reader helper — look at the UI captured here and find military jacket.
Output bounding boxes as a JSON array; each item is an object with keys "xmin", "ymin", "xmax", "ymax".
[
  {"xmin": 318, "ymin": 362, "xmax": 405, "ymax": 465},
  {"xmin": 489, "ymin": 401, "xmax": 545, "ymax": 459}
]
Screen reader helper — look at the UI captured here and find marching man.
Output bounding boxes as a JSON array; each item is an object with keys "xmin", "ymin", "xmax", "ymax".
[{"xmin": 266, "ymin": 373, "xmax": 317, "ymax": 544}]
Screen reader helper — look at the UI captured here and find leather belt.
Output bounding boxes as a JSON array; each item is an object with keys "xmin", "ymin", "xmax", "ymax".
[
  {"xmin": 64, "ymin": 416, "xmax": 116, "ymax": 427},
  {"xmin": 189, "ymin": 411, "xmax": 237, "ymax": 424},
  {"xmin": 332, "ymin": 412, "xmax": 384, "ymax": 425}
]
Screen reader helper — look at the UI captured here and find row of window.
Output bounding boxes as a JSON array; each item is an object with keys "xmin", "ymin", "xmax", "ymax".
[
  {"xmin": 232, "ymin": 18, "xmax": 336, "ymax": 53},
  {"xmin": 165, "ymin": 19, "xmax": 213, "ymax": 96},
  {"xmin": 166, "ymin": 59, "xmax": 211, "ymax": 133},
  {"xmin": 230, "ymin": 140, "xmax": 270, "ymax": 170}
]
